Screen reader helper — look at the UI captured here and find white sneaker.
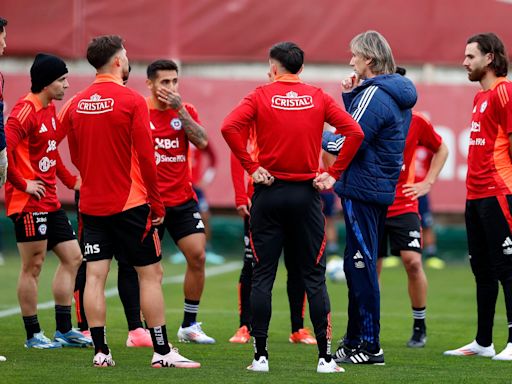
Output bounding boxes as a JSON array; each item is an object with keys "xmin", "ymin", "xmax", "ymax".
[
  {"xmin": 93, "ymin": 351, "xmax": 115, "ymax": 367},
  {"xmin": 443, "ymin": 340, "xmax": 495, "ymax": 357},
  {"xmin": 177, "ymin": 322, "xmax": 215, "ymax": 344},
  {"xmin": 151, "ymin": 347, "xmax": 201, "ymax": 368},
  {"xmin": 493, "ymin": 343, "xmax": 512, "ymax": 361},
  {"xmin": 317, "ymin": 357, "xmax": 345, "ymax": 373},
  {"xmin": 247, "ymin": 356, "xmax": 269, "ymax": 372}
]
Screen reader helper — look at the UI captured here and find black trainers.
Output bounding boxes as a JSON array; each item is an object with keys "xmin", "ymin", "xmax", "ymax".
[
  {"xmin": 332, "ymin": 340, "xmax": 358, "ymax": 363},
  {"xmin": 407, "ymin": 326, "xmax": 427, "ymax": 348},
  {"xmin": 335, "ymin": 342, "xmax": 385, "ymax": 365}
]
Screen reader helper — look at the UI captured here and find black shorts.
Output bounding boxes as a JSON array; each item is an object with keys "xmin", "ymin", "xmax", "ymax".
[
  {"xmin": 158, "ymin": 199, "xmax": 205, "ymax": 243},
  {"xmin": 466, "ymin": 195, "xmax": 512, "ymax": 280},
  {"xmin": 378, "ymin": 212, "xmax": 422, "ymax": 258},
  {"xmin": 81, "ymin": 204, "xmax": 161, "ymax": 267},
  {"xmin": 10, "ymin": 209, "xmax": 77, "ymax": 250}
]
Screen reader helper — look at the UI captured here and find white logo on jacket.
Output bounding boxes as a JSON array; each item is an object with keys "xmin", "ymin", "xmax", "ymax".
[
  {"xmin": 77, "ymin": 93, "xmax": 114, "ymax": 114},
  {"xmin": 271, "ymin": 91, "xmax": 314, "ymax": 110},
  {"xmin": 171, "ymin": 118, "xmax": 182, "ymax": 130},
  {"xmin": 39, "ymin": 156, "xmax": 56, "ymax": 172}
]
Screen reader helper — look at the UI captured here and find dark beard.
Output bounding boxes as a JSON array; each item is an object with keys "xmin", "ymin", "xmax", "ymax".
[{"xmin": 468, "ymin": 67, "xmax": 486, "ymax": 82}]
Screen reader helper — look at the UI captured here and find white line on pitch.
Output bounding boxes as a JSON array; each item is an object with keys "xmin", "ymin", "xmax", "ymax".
[{"xmin": 0, "ymin": 261, "xmax": 241, "ymax": 319}]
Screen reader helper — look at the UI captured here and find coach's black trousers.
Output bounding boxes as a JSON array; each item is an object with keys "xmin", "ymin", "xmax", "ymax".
[{"xmin": 249, "ymin": 179, "xmax": 331, "ymax": 353}]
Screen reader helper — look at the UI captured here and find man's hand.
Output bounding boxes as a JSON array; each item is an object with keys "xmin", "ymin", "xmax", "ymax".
[
  {"xmin": 252, "ymin": 167, "xmax": 274, "ymax": 186},
  {"xmin": 313, "ymin": 172, "xmax": 336, "ymax": 191},
  {"xmin": 403, "ymin": 180, "xmax": 432, "ymax": 201},
  {"xmin": 0, "ymin": 148, "xmax": 7, "ymax": 188},
  {"xmin": 73, "ymin": 175, "xmax": 82, "ymax": 191},
  {"xmin": 341, "ymin": 72, "xmax": 359, "ymax": 92},
  {"xmin": 236, "ymin": 204, "xmax": 251, "ymax": 218},
  {"xmin": 156, "ymin": 88, "xmax": 182, "ymax": 110},
  {"xmin": 25, "ymin": 179, "xmax": 46, "ymax": 200},
  {"xmin": 152, "ymin": 216, "xmax": 164, "ymax": 226}
]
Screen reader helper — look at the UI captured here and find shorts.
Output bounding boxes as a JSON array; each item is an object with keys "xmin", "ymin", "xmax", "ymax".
[
  {"xmin": 320, "ymin": 190, "xmax": 337, "ymax": 217},
  {"xmin": 193, "ymin": 186, "xmax": 209, "ymax": 213},
  {"xmin": 466, "ymin": 196, "xmax": 512, "ymax": 280},
  {"xmin": 81, "ymin": 204, "xmax": 161, "ymax": 267},
  {"xmin": 378, "ymin": 212, "xmax": 422, "ymax": 258},
  {"xmin": 10, "ymin": 209, "xmax": 77, "ymax": 250},
  {"xmin": 418, "ymin": 194, "xmax": 434, "ymax": 228},
  {"xmin": 158, "ymin": 199, "xmax": 205, "ymax": 243}
]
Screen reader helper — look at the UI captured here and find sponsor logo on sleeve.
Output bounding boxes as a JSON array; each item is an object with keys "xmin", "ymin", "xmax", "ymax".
[
  {"xmin": 271, "ymin": 91, "xmax": 314, "ymax": 110},
  {"xmin": 77, "ymin": 93, "xmax": 114, "ymax": 114}
]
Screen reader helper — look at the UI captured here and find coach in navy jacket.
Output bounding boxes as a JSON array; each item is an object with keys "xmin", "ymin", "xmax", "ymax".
[
  {"xmin": 327, "ymin": 31, "xmax": 417, "ymax": 365},
  {"xmin": 332, "ymin": 73, "xmax": 416, "ymax": 204}
]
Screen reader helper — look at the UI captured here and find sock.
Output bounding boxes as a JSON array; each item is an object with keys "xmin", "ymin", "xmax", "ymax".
[
  {"xmin": 317, "ymin": 336, "xmax": 332, "ymax": 361},
  {"xmin": 74, "ymin": 261, "xmax": 88, "ymax": 331},
  {"xmin": 118, "ymin": 263, "xmax": 143, "ymax": 331},
  {"xmin": 412, "ymin": 306, "xmax": 426, "ymax": 330},
  {"xmin": 424, "ymin": 245, "xmax": 437, "ymax": 258},
  {"xmin": 501, "ymin": 279, "xmax": 512, "ymax": 343},
  {"xmin": 90, "ymin": 326, "xmax": 109, "ymax": 355},
  {"xmin": 254, "ymin": 337, "xmax": 268, "ymax": 359},
  {"xmin": 182, "ymin": 299, "xmax": 199, "ymax": 328},
  {"xmin": 239, "ymin": 257, "xmax": 253, "ymax": 328},
  {"xmin": 149, "ymin": 325, "xmax": 171, "ymax": 355},
  {"xmin": 55, "ymin": 305, "xmax": 72, "ymax": 333},
  {"xmin": 23, "ymin": 315, "xmax": 41, "ymax": 340},
  {"xmin": 475, "ymin": 279, "xmax": 498, "ymax": 347}
]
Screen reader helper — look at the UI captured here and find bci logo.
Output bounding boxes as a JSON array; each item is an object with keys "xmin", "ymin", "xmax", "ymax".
[{"xmin": 155, "ymin": 137, "xmax": 180, "ymax": 149}]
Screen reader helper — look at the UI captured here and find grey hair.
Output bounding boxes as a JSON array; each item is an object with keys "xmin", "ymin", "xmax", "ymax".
[{"xmin": 350, "ymin": 30, "xmax": 396, "ymax": 75}]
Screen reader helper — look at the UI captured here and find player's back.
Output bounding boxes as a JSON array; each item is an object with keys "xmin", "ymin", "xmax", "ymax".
[{"xmin": 66, "ymin": 75, "xmax": 148, "ymax": 216}]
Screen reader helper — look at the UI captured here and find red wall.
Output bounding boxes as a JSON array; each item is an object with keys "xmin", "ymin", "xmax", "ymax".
[
  {"xmin": 2, "ymin": 0, "xmax": 512, "ymax": 65},
  {"xmin": 1, "ymin": 72, "xmax": 475, "ymax": 212}
]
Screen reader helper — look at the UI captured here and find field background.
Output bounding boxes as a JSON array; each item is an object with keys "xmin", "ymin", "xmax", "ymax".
[{"xmin": 0, "ymin": 226, "xmax": 511, "ymax": 384}]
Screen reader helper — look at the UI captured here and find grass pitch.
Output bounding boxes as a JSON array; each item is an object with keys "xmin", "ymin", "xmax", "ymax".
[{"xmin": 0, "ymin": 253, "xmax": 511, "ymax": 384}]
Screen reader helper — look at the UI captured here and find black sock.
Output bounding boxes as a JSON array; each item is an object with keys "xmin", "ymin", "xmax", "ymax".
[
  {"xmin": 23, "ymin": 315, "xmax": 41, "ymax": 340},
  {"xmin": 317, "ymin": 336, "xmax": 332, "ymax": 361},
  {"xmin": 149, "ymin": 325, "xmax": 171, "ymax": 355},
  {"xmin": 55, "ymin": 305, "xmax": 72, "ymax": 333},
  {"xmin": 74, "ymin": 261, "xmax": 88, "ymax": 331},
  {"xmin": 254, "ymin": 337, "xmax": 268, "ymax": 359},
  {"xmin": 475, "ymin": 279, "xmax": 498, "ymax": 347},
  {"xmin": 182, "ymin": 299, "xmax": 199, "ymax": 328},
  {"xmin": 501, "ymin": 279, "xmax": 512, "ymax": 343},
  {"xmin": 90, "ymin": 326, "xmax": 109, "ymax": 355},
  {"xmin": 118, "ymin": 263, "xmax": 143, "ymax": 331},
  {"xmin": 412, "ymin": 307, "xmax": 426, "ymax": 330}
]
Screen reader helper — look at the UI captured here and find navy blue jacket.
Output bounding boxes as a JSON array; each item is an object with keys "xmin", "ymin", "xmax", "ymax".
[{"xmin": 332, "ymin": 73, "xmax": 417, "ymax": 206}]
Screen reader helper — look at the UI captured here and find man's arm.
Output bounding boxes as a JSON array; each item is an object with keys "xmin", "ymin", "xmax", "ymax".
[
  {"xmin": 221, "ymin": 93, "xmax": 260, "ymax": 176},
  {"xmin": 403, "ymin": 115, "xmax": 448, "ymax": 199},
  {"xmin": 403, "ymin": 142, "xmax": 448, "ymax": 200}
]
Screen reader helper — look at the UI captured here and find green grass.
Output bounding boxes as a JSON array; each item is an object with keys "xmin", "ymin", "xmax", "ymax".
[{"xmin": 0, "ymin": 253, "xmax": 511, "ymax": 384}]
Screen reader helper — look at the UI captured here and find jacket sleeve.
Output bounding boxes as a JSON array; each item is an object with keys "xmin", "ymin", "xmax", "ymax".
[
  {"xmin": 5, "ymin": 107, "xmax": 33, "ymax": 191},
  {"xmin": 221, "ymin": 91, "xmax": 259, "ymax": 175},
  {"xmin": 324, "ymin": 93, "xmax": 364, "ymax": 180},
  {"xmin": 55, "ymin": 149, "xmax": 78, "ymax": 189},
  {"xmin": 131, "ymin": 95, "xmax": 165, "ymax": 218},
  {"xmin": 230, "ymin": 153, "xmax": 249, "ymax": 207}
]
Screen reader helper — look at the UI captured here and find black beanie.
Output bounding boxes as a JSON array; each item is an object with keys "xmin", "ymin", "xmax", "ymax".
[{"xmin": 30, "ymin": 53, "xmax": 68, "ymax": 93}]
